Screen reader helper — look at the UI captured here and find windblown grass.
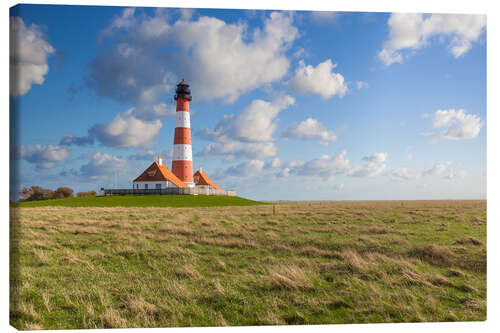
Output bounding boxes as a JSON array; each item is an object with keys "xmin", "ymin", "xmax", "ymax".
[{"xmin": 10, "ymin": 200, "xmax": 486, "ymax": 329}]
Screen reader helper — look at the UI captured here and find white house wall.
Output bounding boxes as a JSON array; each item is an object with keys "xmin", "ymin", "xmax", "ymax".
[{"xmin": 133, "ymin": 181, "xmax": 180, "ymax": 189}]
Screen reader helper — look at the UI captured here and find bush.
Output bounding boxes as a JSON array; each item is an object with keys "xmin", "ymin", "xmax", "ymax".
[
  {"xmin": 76, "ymin": 191, "xmax": 97, "ymax": 197},
  {"xmin": 18, "ymin": 185, "xmax": 74, "ymax": 201}
]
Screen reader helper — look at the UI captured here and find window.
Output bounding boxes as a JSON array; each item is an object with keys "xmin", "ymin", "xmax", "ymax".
[
  {"xmin": 145, "ymin": 184, "xmax": 148, "ymax": 189},
  {"xmin": 156, "ymin": 184, "xmax": 161, "ymax": 189}
]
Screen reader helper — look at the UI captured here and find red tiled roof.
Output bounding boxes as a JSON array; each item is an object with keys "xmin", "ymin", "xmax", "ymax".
[
  {"xmin": 193, "ymin": 170, "xmax": 222, "ymax": 190},
  {"xmin": 133, "ymin": 162, "xmax": 187, "ymax": 188}
]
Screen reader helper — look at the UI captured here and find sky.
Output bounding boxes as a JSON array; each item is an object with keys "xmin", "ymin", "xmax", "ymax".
[{"xmin": 9, "ymin": 4, "xmax": 486, "ymax": 201}]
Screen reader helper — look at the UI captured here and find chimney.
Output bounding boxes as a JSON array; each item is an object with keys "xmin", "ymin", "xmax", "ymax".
[
  {"xmin": 158, "ymin": 155, "xmax": 163, "ymax": 165},
  {"xmin": 200, "ymin": 166, "xmax": 203, "ymax": 173}
]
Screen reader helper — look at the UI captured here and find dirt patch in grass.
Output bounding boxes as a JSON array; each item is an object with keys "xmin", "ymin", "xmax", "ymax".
[{"xmin": 455, "ymin": 237, "xmax": 483, "ymax": 246}]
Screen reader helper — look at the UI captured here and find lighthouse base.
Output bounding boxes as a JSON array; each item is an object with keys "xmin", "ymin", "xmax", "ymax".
[{"xmin": 102, "ymin": 187, "xmax": 236, "ymax": 196}]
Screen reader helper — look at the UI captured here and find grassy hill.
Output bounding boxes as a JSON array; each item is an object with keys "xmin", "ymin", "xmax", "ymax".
[
  {"xmin": 11, "ymin": 195, "xmax": 265, "ymax": 208},
  {"xmin": 10, "ymin": 200, "xmax": 486, "ymax": 329}
]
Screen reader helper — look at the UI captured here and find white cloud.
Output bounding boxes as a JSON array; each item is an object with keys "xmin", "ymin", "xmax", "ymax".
[
  {"xmin": 433, "ymin": 109, "xmax": 482, "ymax": 140},
  {"xmin": 295, "ymin": 150, "xmax": 353, "ymax": 180},
  {"xmin": 128, "ymin": 149, "xmax": 172, "ymax": 161},
  {"xmin": 443, "ymin": 168, "xmax": 467, "ymax": 180},
  {"xmin": 80, "ymin": 152, "xmax": 130, "ymax": 179},
  {"xmin": 60, "ymin": 103, "xmax": 170, "ymax": 151},
  {"xmin": 200, "ymin": 141, "xmax": 278, "ymax": 160},
  {"xmin": 266, "ymin": 158, "xmax": 282, "ymax": 169},
  {"xmin": 423, "ymin": 162, "xmax": 449, "ymax": 176},
  {"xmin": 391, "ymin": 162, "xmax": 465, "ymax": 181},
  {"xmin": 391, "ymin": 167, "xmax": 422, "ymax": 180},
  {"xmin": 293, "ymin": 47, "xmax": 307, "ymax": 59},
  {"xmin": 89, "ymin": 10, "xmax": 298, "ymax": 104},
  {"xmin": 90, "ymin": 108, "xmax": 163, "ymax": 148},
  {"xmin": 351, "ymin": 164, "xmax": 386, "ymax": 178},
  {"xmin": 406, "ymin": 146, "xmax": 414, "ymax": 161},
  {"xmin": 275, "ymin": 150, "xmax": 387, "ymax": 180},
  {"xmin": 179, "ymin": 8, "xmax": 195, "ymax": 20},
  {"xmin": 198, "ymin": 95, "xmax": 294, "ymax": 159},
  {"xmin": 226, "ymin": 160, "xmax": 265, "ymax": 177},
  {"xmin": 10, "ymin": 16, "xmax": 55, "ymax": 97},
  {"xmin": 88, "ymin": 42, "xmax": 175, "ymax": 105},
  {"xmin": 282, "ymin": 117, "xmax": 337, "ymax": 145},
  {"xmin": 275, "ymin": 167, "xmax": 291, "ymax": 179},
  {"xmin": 423, "ymin": 108, "xmax": 483, "ymax": 141},
  {"xmin": 362, "ymin": 152, "xmax": 388, "ymax": 164},
  {"xmin": 334, "ymin": 183, "xmax": 345, "ymax": 191},
  {"xmin": 310, "ymin": 11, "xmax": 342, "ymax": 23},
  {"xmin": 133, "ymin": 103, "xmax": 177, "ymax": 121},
  {"xmin": 173, "ymin": 12, "xmax": 298, "ymax": 103},
  {"xmin": 287, "ymin": 160, "xmax": 306, "ymax": 169},
  {"xmin": 229, "ymin": 95, "xmax": 295, "ymax": 142},
  {"xmin": 17, "ymin": 145, "xmax": 70, "ymax": 169},
  {"xmin": 352, "ymin": 152, "xmax": 388, "ymax": 177},
  {"xmin": 356, "ymin": 81, "xmax": 369, "ymax": 90},
  {"xmin": 288, "ymin": 59, "xmax": 348, "ymax": 99},
  {"xmin": 59, "ymin": 134, "xmax": 94, "ymax": 146},
  {"xmin": 99, "ymin": 7, "xmax": 137, "ymax": 41},
  {"xmin": 378, "ymin": 13, "xmax": 486, "ymax": 66}
]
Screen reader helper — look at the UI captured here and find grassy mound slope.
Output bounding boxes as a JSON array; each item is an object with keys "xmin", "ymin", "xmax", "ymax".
[
  {"xmin": 11, "ymin": 195, "xmax": 264, "ymax": 208},
  {"xmin": 10, "ymin": 200, "xmax": 486, "ymax": 329}
]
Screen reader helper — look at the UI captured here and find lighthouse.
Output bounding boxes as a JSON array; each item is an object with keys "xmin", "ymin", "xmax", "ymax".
[
  {"xmin": 172, "ymin": 80, "xmax": 195, "ymax": 187},
  {"xmin": 131, "ymin": 79, "xmax": 225, "ymax": 193}
]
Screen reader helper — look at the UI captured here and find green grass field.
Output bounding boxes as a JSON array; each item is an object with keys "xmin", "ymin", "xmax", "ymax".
[
  {"xmin": 11, "ymin": 195, "xmax": 264, "ymax": 208},
  {"xmin": 10, "ymin": 200, "xmax": 486, "ymax": 329}
]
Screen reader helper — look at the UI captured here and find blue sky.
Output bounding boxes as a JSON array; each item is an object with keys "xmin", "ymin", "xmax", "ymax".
[{"xmin": 9, "ymin": 5, "xmax": 486, "ymax": 201}]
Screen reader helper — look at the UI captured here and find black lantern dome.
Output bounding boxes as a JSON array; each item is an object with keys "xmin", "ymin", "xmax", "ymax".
[{"xmin": 174, "ymin": 79, "xmax": 192, "ymax": 100}]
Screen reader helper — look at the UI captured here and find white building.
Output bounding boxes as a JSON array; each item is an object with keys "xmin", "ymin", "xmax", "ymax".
[{"xmin": 132, "ymin": 157, "xmax": 187, "ymax": 190}]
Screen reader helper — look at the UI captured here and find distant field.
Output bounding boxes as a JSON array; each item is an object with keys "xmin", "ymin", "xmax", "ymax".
[
  {"xmin": 11, "ymin": 195, "xmax": 264, "ymax": 208},
  {"xmin": 10, "ymin": 200, "xmax": 486, "ymax": 329}
]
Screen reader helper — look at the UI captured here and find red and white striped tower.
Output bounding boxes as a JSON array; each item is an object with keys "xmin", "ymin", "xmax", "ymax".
[{"xmin": 172, "ymin": 79, "xmax": 194, "ymax": 187}]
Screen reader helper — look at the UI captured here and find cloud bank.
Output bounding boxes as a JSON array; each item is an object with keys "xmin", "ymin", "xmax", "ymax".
[
  {"xmin": 90, "ymin": 108, "xmax": 163, "ymax": 148},
  {"xmin": 199, "ymin": 94, "xmax": 295, "ymax": 159},
  {"xmin": 16, "ymin": 145, "xmax": 70, "ymax": 169},
  {"xmin": 10, "ymin": 16, "xmax": 55, "ymax": 97},
  {"xmin": 378, "ymin": 13, "xmax": 486, "ymax": 66},
  {"xmin": 89, "ymin": 9, "xmax": 298, "ymax": 104},
  {"xmin": 275, "ymin": 150, "xmax": 387, "ymax": 180}
]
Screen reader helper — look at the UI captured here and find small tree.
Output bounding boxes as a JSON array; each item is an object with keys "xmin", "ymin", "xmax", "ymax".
[
  {"xmin": 55, "ymin": 187, "xmax": 74, "ymax": 199},
  {"xmin": 18, "ymin": 187, "xmax": 34, "ymax": 201},
  {"xmin": 28, "ymin": 186, "xmax": 55, "ymax": 201}
]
